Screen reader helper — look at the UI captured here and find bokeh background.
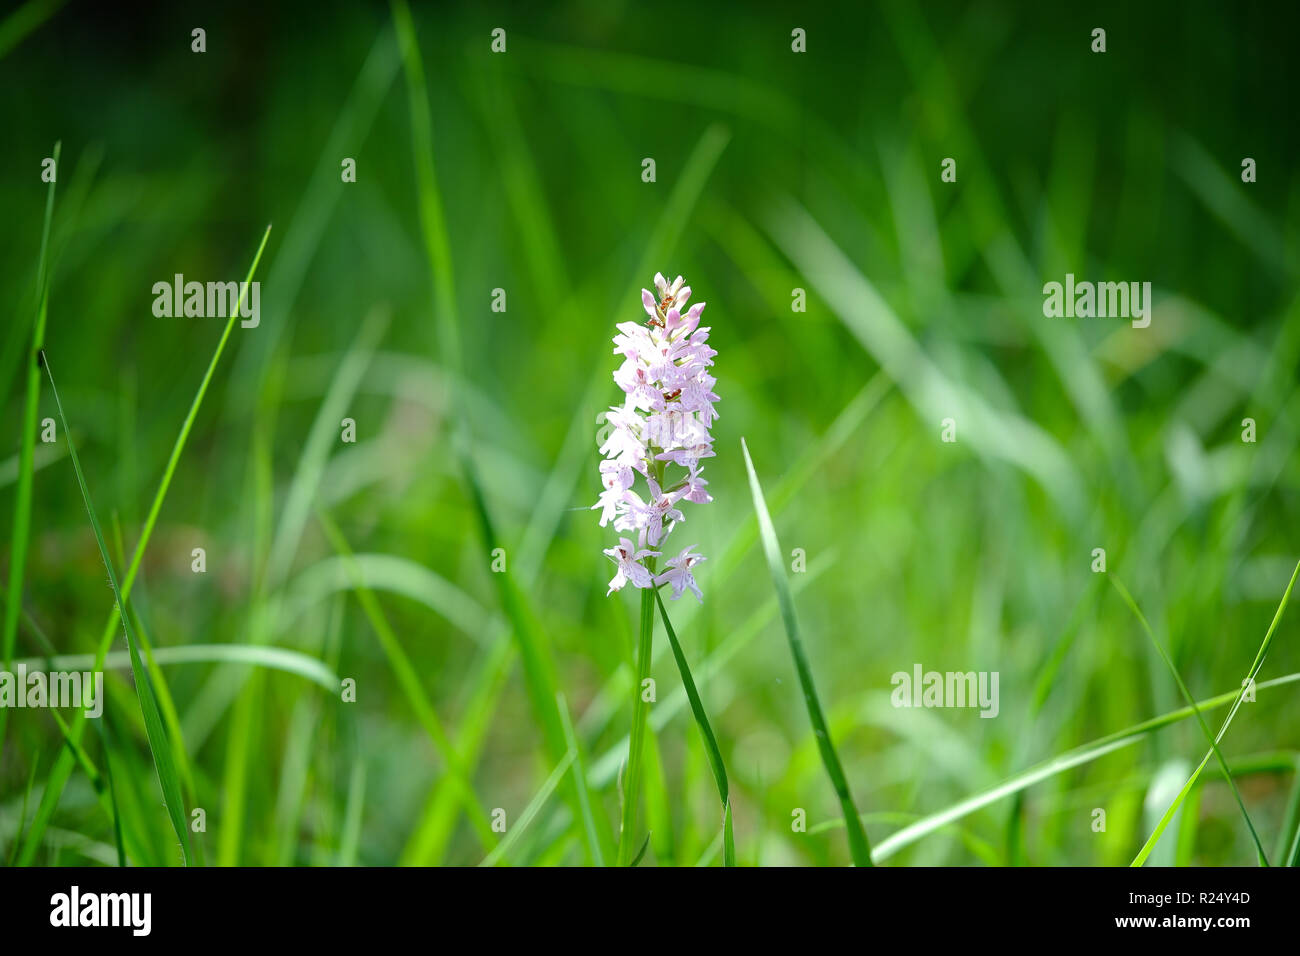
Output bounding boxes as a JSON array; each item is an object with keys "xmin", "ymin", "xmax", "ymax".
[{"xmin": 1, "ymin": 0, "xmax": 1298, "ymax": 866}]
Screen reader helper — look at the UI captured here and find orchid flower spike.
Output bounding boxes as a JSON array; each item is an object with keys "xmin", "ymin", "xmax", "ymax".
[{"xmin": 594, "ymin": 273, "xmax": 718, "ymax": 600}]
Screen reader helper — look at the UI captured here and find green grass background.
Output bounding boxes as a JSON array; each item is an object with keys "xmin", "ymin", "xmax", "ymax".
[{"xmin": 1, "ymin": 0, "xmax": 1298, "ymax": 865}]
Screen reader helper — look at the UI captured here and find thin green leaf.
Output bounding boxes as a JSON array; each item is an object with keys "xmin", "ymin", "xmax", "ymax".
[
  {"xmin": 868, "ymin": 670, "xmax": 1300, "ymax": 863},
  {"xmin": 655, "ymin": 590, "xmax": 734, "ymax": 866},
  {"xmin": 742, "ymin": 437, "xmax": 873, "ymax": 866},
  {"xmin": 41, "ymin": 351, "xmax": 193, "ymax": 865},
  {"xmin": 12, "ymin": 644, "xmax": 340, "ymax": 692},
  {"xmin": 1129, "ymin": 558, "xmax": 1300, "ymax": 867},
  {"xmin": 16, "ymin": 224, "xmax": 270, "ymax": 865},
  {"xmin": 629, "ymin": 832, "xmax": 652, "ymax": 868},
  {"xmin": 480, "ymin": 748, "xmax": 577, "ymax": 867},
  {"xmin": 557, "ymin": 692, "xmax": 606, "ymax": 866},
  {"xmin": 0, "ymin": 139, "xmax": 60, "ymax": 768},
  {"xmin": 1110, "ymin": 574, "xmax": 1270, "ymax": 865}
]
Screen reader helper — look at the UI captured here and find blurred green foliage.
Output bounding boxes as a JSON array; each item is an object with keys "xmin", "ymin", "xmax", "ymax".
[{"xmin": 1, "ymin": 0, "xmax": 1298, "ymax": 865}]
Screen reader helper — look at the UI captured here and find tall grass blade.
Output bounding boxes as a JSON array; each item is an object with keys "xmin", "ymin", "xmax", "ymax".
[
  {"xmin": 741, "ymin": 437, "xmax": 873, "ymax": 866},
  {"xmin": 1110, "ymin": 574, "xmax": 1270, "ymax": 865},
  {"xmin": 40, "ymin": 351, "xmax": 193, "ymax": 865},
  {"xmin": 15, "ymin": 225, "xmax": 271, "ymax": 865},
  {"xmin": 1129, "ymin": 559, "xmax": 1300, "ymax": 866},
  {"xmin": 0, "ymin": 140, "xmax": 60, "ymax": 765}
]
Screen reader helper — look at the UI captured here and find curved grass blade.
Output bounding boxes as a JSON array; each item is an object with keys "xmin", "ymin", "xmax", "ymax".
[
  {"xmin": 41, "ymin": 351, "xmax": 193, "ymax": 866},
  {"xmin": 866, "ymin": 670, "xmax": 1300, "ymax": 863},
  {"xmin": 277, "ymin": 553, "xmax": 490, "ymax": 644},
  {"xmin": 1128, "ymin": 558, "xmax": 1300, "ymax": 867},
  {"xmin": 741, "ymin": 437, "xmax": 873, "ymax": 866},
  {"xmin": 1110, "ymin": 574, "xmax": 1270, "ymax": 865},
  {"xmin": 655, "ymin": 590, "xmax": 734, "ymax": 866},
  {"xmin": 13, "ymin": 644, "xmax": 340, "ymax": 692}
]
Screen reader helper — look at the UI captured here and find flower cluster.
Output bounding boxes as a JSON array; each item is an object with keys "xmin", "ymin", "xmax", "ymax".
[{"xmin": 595, "ymin": 273, "xmax": 718, "ymax": 602}]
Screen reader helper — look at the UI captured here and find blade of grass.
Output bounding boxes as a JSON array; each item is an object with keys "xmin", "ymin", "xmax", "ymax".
[
  {"xmin": 764, "ymin": 196, "xmax": 1084, "ymax": 518},
  {"xmin": 0, "ymin": 140, "xmax": 60, "ymax": 766},
  {"xmin": 12, "ymin": 644, "xmax": 340, "ymax": 692},
  {"xmin": 109, "ymin": 510, "xmax": 198, "ymax": 816},
  {"xmin": 0, "ymin": 0, "xmax": 66, "ymax": 60},
  {"xmin": 337, "ymin": 759, "xmax": 367, "ymax": 866},
  {"xmin": 1128, "ymin": 558, "xmax": 1300, "ymax": 866},
  {"xmin": 274, "ymin": 553, "xmax": 491, "ymax": 645},
  {"xmin": 4, "ymin": 614, "xmax": 149, "ymax": 866},
  {"xmin": 655, "ymin": 590, "xmax": 734, "ymax": 866},
  {"xmin": 92, "ymin": 719, "xmax": 128, "ymax": 867},
  {"xmin": 742, "ymin": 437, "xmax": 873, "ymax": 866},
  {"xmin": 867, "ymin": 670, "xmax": 1300, "ymax": 863},
  {"xmin": 15, "ymin": 224, "xmax": 271, "ymax": 865},
  {"xmin": 1110, "ymin": 573, "xmax": 1270, "ymax": 865},
  {"xmin": 479, "ymin": 748, "xmax": 577, "ymax": 867},
  {"xmin": 629, "ymin": 832, "xmax": 652, "ymax": 867},
  {"xmin": 557, "ymin": 692, "xmax": 606, "ymax": 867},
  {"xmin": 391, "ymin": 0, "xmax": 459, "ymax": 371},
  {"xmin": 5, "ymin": 756, "xmax": 41, "ymax": 866},
  {"xmin": 41, "ymin": 350, "xmax": 193, "ymax": 865}
]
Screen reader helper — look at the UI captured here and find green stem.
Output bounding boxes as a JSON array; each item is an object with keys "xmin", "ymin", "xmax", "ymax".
[{"xmin": 618, "ymin": 570, "xmax": 657, "ymax": 865}]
